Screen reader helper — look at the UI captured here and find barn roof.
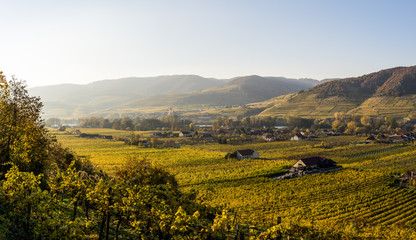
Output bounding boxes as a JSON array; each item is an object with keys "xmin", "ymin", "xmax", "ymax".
[
  {"xmin": 236, "ymin": 149, "xmax": 255, "ymax": 156},
  {"xmin": 301, "ymin": 156, "xmax": 337, "ymax": 166},
  {"xmin": 300, "ymin": 157, "xmax": 322, "ymax": 166}
]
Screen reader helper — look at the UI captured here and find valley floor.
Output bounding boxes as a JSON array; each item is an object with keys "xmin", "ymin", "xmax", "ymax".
[{"xmin": 54, "ymin": 129, "xmax": 416, "ymax": 236}]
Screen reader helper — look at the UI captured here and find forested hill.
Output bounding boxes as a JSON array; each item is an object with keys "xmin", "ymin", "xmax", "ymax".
[
  {"xmin": 312, "ymin": 66, "xmax": 416, "ymax": 98},
  {"xmin": 116, "ymin": 76, "xmax": 319, "ymax": 107},
  {"xmin": 258, "ymin": 65, "xmax": 416, "ymax": 118}
]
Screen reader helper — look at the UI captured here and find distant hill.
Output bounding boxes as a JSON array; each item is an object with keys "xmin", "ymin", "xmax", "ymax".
[
  {"xmin": 319, "ymin": 78, "xmax": 341, "ymax": 83},
  {"xmin": 30, "ymin": 75, "xmax": 319, "ymax": 118},
  {"xmin": 29, "ymin": 75, "xmax": 225, "ymax": 118},
  {"xmin": 258, "ymin": 66, "xmax": 416, "ymax": 118},
  {"xmin": 113, "ymin": 76, "xmax": 319, "ymax": 108}
]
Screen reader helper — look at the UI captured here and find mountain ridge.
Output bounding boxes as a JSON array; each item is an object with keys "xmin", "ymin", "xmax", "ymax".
[
  {"xmin": 113, "ymin": 76, "xmax": 319, "ymax": 109},
  {"xmin": 29, "ymin": 74, "xmax": 319, "ymax": 118},
  {"xmin": 258, "ymin": 65, "xmax": 416, "ymax": 118}
]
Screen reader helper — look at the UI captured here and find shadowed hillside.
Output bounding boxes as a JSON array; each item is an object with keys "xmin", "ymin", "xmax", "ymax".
[
  {"xmin": 30, "ymin": 75, "xmax": 318, "ymax": 118},
  {"xmin": 117, "ymin": 76, "xmax": 318, "ymax": 108},
  {"xmin": 29, "ymin": 75, "xmax": 225, "ymax": 118},
  {"xmin": 259, "ymin": 66, "xmax": 416, "ymax": 118}
]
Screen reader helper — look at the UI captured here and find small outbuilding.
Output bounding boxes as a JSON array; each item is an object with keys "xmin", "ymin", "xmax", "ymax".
[
  {"xmin": 291, "ymin": 156, "xmax": 336, "ymax": 172},
  {"xmin": 235, "ymin": 149, "xmax": 259, "ymax": 160},
  {"xmin": 290, "ymin": 133, "xmax": 309, "ymax": 141},
  {"xmin": 179, "ymin": 131, "xmax": 194, "ymax": 137},
  {"xmin": 366, "ymin": 135, "xmax": 377, "ymax": 143},
  {"xmin": 262, "ymin": 133, "xmax": 276, "ymax": 142},
  {"xmin": 101, "ymin": 135, "xmax": 113, "ymax": 140}
]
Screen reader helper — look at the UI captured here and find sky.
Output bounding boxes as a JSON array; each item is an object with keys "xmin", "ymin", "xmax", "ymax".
[{"xmin": 1, "ymin": 0, "xmax": 416, "ymax": 87}]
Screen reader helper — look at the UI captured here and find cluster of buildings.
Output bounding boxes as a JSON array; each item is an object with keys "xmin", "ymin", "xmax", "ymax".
[
  {"xmin": 228, "ymin": 148, "xmax": 338, "ymax": 179},
  {"xmin": 366, "ymin": 133, "xmax": 416, "ymax": 143},
  {"xmin": 150, "ymin": 131, "xmax": 214, "ymax": 140}
]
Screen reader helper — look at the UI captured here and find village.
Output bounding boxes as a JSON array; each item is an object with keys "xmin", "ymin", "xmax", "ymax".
[
  {"xmin": 53, "ymin": 116, "xmax": 416, "ymax": 183},
  {"xmin": 66, "ymin": 125, "xmax": 416, "ymax": 149}
]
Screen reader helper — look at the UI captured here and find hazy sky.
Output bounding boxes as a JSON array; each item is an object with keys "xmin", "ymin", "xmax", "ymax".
[{"xmin": 1, "ymin": 0, "xmax": 416, "ymax": 87}]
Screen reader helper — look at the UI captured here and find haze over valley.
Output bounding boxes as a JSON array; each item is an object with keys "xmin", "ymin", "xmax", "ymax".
[
  {"xmin": 29, "ymin": 74, "xmax": 319, "ymax": 119},
  {"xmin": 29, "ymin": 66, "xmax": 416, "ymax": 120}
]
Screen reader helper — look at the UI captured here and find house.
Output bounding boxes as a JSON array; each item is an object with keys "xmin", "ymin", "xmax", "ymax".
[
  {"xmin": 179, "ymin": 131, "xmax": 194, "ymax": 137},
  {"xmin": 262, "ymin": 133, "xmax": 276, "ymax": 142},
  {"xmin": 151, "ymin": 132, "xmax": 168, "ymax": 138},
  {"xmin": 290, "ymin": 156, "xmax": 336, "ymax": 172},
  {"xmin": 101, "ymin": 135, "xmax": 113, "ymax": 140},
  {"xmin": 366, "ymin": 135, "xmax": 377, "ymax": 143},
  {"xmin": 71, "ymin": 129, "xmax": 81, "ymax": 135},
  {"xmin": 290, "ymin": 133, "xmax": 309, "ymax": 141},
  {"xmin": 389, "ymin": 134, "xmax": 408, "ymax": 142},
  {"xmin": 169, "ymin": 133, "xmax": 180, "ymax": 138},
  {"xmin": 327, "ymin": 130, "xmax": 340, "ymax": 136},
  {"xmin": 235, "ymin": 149, "xmax": 259, "ymax": 160},
  {"xmin": 377, "ymin": 134, "xmax": 389, "ymax": 141}
]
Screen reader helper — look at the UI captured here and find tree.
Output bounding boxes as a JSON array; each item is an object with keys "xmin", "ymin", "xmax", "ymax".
[
  {"xmin": 345, "ymin": 121, "xmax": 358, "ymax": 134},
  {"xmin": 0, "ymin": 73, "xmax": 50, "ymax": 175},
  {"xmin": 334, "ymin": 112, "xmax": 345, "ymax": 121},
  {"xmin": 360, "ymin": 116, "xmax": 372, "ymax": 126},
  {"xmin": 100, "ymin": 118, "xmax": 112, "ymax": 128},
  {"xmin": 332, "ymin": 120, "xmax": 344, "ymax": 132},
  {"xmin": 385, "ymin": 116, "xmax": 397, "ymax": 129},
  {"xmin": 120, "ymin": 116, "xmax": 134, "ymax": 130},
  {"xmin": 0, "ymin": 165, "xmax": 50, "ymax": 239}
]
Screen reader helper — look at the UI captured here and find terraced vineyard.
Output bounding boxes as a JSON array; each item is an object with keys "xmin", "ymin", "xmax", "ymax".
[{"xmin": 54, "ymin": 128, "xmax": 416, "ymax": 237}]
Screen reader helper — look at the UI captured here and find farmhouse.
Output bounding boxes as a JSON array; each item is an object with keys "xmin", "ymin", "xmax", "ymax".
[
  {"xmin": 151, "ymin": 132, "xmax": 167, "ymax": 138},
  {"xmin": 71, "ymin": 129, "xmax": 81, "ymax": 135},
  {"xmin": 276, "ymin": 156, "xmax": 339, "ymax": 180},
  {"xmin": 290, "ymin": 133, "xmax": 308, "ymax": 141},
  {"xmin": 235, "ymin": 149, "xmax": 259, "ymax": 160},
  {"xmin": 179, "ymin": 131, "xmax": 194, "ymax": 137},
  {"xmin": 262, "ymin": 133, "xmax": 276, "ymax": 142},
  {"xmin": 169, "ymin": 133, "xmax": 180, "ymax": 137},
  {"xmin": 290, "ymin": 156, "xmax": 336, "ymax": 172},
  {"xmin": 389, "ymin": 134, "xmax": 408, "ymax": 142},
  {"xmin": 366, "ymin": 135, "xmax": 377, "ymax": 143}
]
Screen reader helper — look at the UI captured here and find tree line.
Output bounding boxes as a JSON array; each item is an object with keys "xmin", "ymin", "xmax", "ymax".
[{"xmin": 67, "ymin": 115, "xmax": 192, "ymax": 131}]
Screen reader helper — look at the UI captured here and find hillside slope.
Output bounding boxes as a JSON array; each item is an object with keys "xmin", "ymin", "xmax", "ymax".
[
  {"xmin": 259, "ymin": 66, "xmax": 416, "ymax": 118},
  {"xmin": 29, "ymin": 75, "xmax": 225, "ymax": 118},
  {"xmin": 117, "ymin": 76, "xmax": 319, "ymax": 108}
]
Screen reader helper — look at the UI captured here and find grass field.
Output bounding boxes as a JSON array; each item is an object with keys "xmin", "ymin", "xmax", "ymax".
[{"xmin": 54, "ymin": 128, "xmax": 416, "ymax": 234}]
